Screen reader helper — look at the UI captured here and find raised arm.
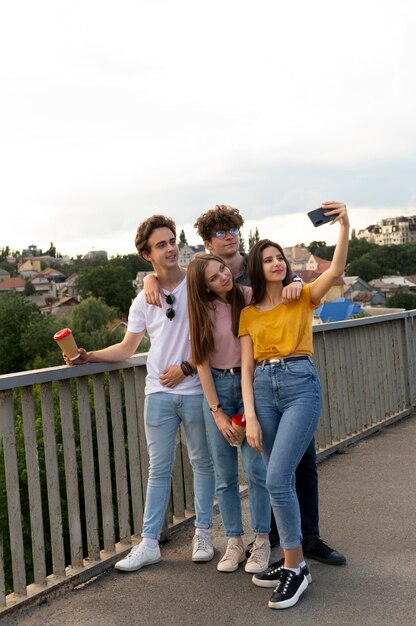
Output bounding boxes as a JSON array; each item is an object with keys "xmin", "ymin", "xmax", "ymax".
[
  {"xmin": 240, "ymin": 334, "xmax": 263, "ymax": 451},
  {"xmin": 309, "ymin": 201, "xmax": 350, "ymax": 303}
]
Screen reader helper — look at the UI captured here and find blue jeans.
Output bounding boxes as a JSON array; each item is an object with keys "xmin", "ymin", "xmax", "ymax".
[
  {"xmin": 141, "ymin": 392, "xmax": 215, "ymax": 540},
  {"xmin": 203, "ymin": 369, "xmax": 271, "ymax": 537},
  {"xmin": 253, "ymin": 358, "xmax": 322, "ymax": 550}
]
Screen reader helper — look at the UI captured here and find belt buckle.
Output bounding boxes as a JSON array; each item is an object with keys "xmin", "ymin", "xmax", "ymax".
[
  {"xmin": 268, "ymin": 358, "xmax": 281, "ymax": 365},
  {"xmin": 229, "ymin": 367, "xmax": 237, "ymax": 375}
]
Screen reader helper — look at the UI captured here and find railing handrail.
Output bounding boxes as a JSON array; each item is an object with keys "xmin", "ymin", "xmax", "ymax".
[{"xmin": 1, "ymin": 308, "xmax": 415, "ymax": 391}]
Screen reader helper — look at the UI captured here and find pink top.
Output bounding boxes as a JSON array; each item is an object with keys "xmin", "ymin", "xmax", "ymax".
[{"xmin": 208, "ymin": 285, "xmax": 252, "ymax": 369}]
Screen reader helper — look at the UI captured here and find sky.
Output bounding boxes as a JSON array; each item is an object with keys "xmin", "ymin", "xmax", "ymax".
[{"xmin": 1, "ymin": 0, "xmax": 416, "ymax": 257}]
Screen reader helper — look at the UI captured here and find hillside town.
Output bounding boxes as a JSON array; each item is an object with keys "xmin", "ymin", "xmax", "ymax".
[{"xmin": 1, "ymin": 216, "xmax": 416, "ymax": 328}]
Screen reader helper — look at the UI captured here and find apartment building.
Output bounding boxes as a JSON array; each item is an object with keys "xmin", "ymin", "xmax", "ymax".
[{"xmin": 357, "ymin": 215, "xmax": 416, "ymax": 245}]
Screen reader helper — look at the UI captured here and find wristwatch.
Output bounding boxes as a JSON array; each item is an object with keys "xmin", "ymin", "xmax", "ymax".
[{"xmin": 209, "ymin": 403, "xmax": 222, "ymax": 413}]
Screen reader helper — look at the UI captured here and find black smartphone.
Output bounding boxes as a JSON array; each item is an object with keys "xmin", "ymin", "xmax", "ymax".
[{"xmin": 307, "ymin": 207, "xmax": 333, "ymax": 227}]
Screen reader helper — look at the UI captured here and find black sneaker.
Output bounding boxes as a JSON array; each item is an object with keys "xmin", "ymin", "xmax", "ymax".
[
  {"xmin": 245, "ymin": 532, "xmax": 279, "ymax": 558},
  {"xmin": 302, "ymin": 535, "xmax": 346, "ymax": 565},
  {"xmin": 268, "ymin": 568, "xmax": 308, "ymax": 610},
  {"xmin": 252, "ymin": 557, "xmax": 312, "ymax": 588}
]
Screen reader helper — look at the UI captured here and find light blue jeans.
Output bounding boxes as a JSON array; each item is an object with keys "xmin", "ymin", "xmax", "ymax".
[
  {"xmin": 253, "ymin": 357, "xmax": 322, "ymax": 550},
  {"xmin": 141, "ymin": 392, "xmax": 215, "ymax": 540},
  {"xmin": 203, "ymin": 369, "xmax": 271, "ymax": 537}
]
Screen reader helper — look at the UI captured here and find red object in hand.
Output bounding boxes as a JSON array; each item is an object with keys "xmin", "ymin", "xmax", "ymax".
[
  {"xmin": 231, "ymin": 413, "xmax": 246, "ymax": 427},
  {"xmin": 231, "ymin": 413, "xmax": 246, "ymax": 445}
]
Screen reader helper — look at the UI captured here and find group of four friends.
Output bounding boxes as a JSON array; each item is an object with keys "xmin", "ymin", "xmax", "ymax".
[{"xmin": 66, "ymin": 201, "xmax": 349, "ymax": 610}]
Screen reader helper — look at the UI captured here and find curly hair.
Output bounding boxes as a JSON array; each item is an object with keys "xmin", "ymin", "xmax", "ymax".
[
  {"xmin": 194, "ymin": 205, "xmax": 244, "ymax": 242},
  {"xmin": 135, "ymin": 215, "xmax": 177, "ymax": 259}
]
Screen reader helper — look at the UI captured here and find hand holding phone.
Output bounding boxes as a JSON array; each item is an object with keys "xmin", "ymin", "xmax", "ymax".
[{"xmin": 307, "ymin": 207, "xmax": 334, "ymax": 227}]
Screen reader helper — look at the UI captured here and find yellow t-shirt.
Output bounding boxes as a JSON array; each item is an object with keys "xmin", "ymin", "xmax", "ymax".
[{"xmin": 238, "ymin": 284, "xmax": 320, "ymax": 362}]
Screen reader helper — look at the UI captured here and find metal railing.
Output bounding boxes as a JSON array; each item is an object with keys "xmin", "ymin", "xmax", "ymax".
[{"xmin": 1, "ymin": 310, "xmax": 415, "ymax": 616}]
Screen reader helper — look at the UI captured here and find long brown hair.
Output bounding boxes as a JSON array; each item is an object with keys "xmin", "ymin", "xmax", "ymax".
[
  {"xmin": 187, "ymin": 253, "xmax": 246, "ymax": 365},
  {"xmin": 248, "ymin": 239, "xmax": 292, "ymax": 304}
]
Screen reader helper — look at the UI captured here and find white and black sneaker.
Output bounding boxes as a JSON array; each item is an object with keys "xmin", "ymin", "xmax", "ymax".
[
  {"xmin": 252, "ymin": 557, "xmax": 312, "ymax": 587},
  {"xmin": 268, "ymin": 568, "xmax": 309, "ymax": 610}
]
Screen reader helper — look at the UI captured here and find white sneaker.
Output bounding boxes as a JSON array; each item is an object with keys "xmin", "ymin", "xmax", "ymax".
[
  {"xmin": 192, "ymin": 533, "xmax": 214, "ymax": 562},
  {"xmin": 244, "ymin": 537, "xmax": 271, "ymax": 573},
  {"xmin": 217, "ymin": 539, "xmax": 246, "ymax": 572},
  {"xmin": 114, "ymin": 542, "xmax": 161, "ymax": 572}
]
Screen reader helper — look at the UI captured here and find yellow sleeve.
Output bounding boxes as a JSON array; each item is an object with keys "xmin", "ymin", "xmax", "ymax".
[{"xmin": 238, "ymin": 306, "xmax": 249, "ymax": 337}]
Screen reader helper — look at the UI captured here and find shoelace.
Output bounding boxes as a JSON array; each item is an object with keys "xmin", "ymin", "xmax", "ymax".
[
  {"xmin": 310, "ymin": 536, "xmax": 333, "ymax": 557},
  {"xmin": 274, "ymin": 569, "xmax": 295, "ymax": 596},
  {"xmin": 194, "ymin": 535, "xmax": 209, "ymax": 551},
  {"xmin": 248, "ymin": 542, "xmax": 269, "ymax": 563},
  {"xmin": 125, "ymin": 544, "xmax": 146, "ymax": 560},
  {"xmin": 222, "ymin": 543, "xmax": 242, "ymax": 561}
]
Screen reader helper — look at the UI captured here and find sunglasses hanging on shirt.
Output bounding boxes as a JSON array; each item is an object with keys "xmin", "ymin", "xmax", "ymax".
[{"xmin": 165, "ymin": 293, "xmax": 176, "ymax": 320}]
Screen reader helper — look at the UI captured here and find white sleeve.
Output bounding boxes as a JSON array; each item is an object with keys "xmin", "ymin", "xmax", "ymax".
[{"xmin": 127, "ymin": 292, "xmax": 147, "ymax": 333}]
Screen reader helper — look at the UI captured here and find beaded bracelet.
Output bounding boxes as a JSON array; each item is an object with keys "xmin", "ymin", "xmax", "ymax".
[{"xmin": 180, "ymin": 361, "xmax": 195, "ymax": 376}]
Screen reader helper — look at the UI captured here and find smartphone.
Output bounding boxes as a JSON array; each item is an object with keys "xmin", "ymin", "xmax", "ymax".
[{"xmin": 307, "ymin": 207, "xmax": 334, "ymax": 227}]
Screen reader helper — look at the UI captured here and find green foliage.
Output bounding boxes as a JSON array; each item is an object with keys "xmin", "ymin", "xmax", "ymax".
[
  {"xmin": 0, "ymin": 293, "xmax": 62, "ymax": 374},
  {"xmin": 346, "ymin": 255, "xmax": 382, "ymax": 282},
  {"xmin": 386, "ymin": 290, "xmax": 416, "ymax": 310},
  {"xmin": 308, "ymin": 241, "xmax": 335, "ymax": 260},
  {"xmin": 69, "ymin": 297, "xmax": 125, "ymax": 350},
  {"xmin": 24, "ymin": 279, "xmax": 36, "ymax": 296},
  {"xmin": 239, "ymin": 233, "xmax": 246, "ymax": 252},
  {"xmin": 179, "ymin": 230, "xmax": 188, "ymax": 246},
  {"xmin": 75, "ymin": 265, "xmax": 136, "ymax": 314},
  {"xmin": 248, "ymin": 227, "xmax": 260, "ymax": 250}
]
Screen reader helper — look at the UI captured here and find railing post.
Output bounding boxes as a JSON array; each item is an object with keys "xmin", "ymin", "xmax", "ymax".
[{"xmin": 0, "ymin": 390, "xmax": 26, "ymax": 596}]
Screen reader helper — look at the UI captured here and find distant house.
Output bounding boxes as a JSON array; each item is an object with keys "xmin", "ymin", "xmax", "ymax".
[
  {"xmin": 39, "ymin": 267, "xmax": 67, "ymax": 283},
  {"xmin": 40, "ymin": 295, "xmax": 81, "ymax": 318},
  {"xmin": 0, "ymin": 268, "xmax": 11, "ymax": 283},
  {"xmin": 369, "ymin": 276, "xmax": 416, "ymax": 298},
  {"xmin": 314, "ymin": 298, "xmax": 364, "ymax": 323},
  {"xmin": 305, "ymin": 254, "xmax": 332, "ymax": 273},
  {"xmin": 179, "ymin": 244, "xmax": 205, "ymax": 267},
  {"xmin": 83, "ymin": 250, "xmax": 108, "ymax": 261},
  {"xmin": 18, "ymin": 258, "xmax": 41, "ymax": 278},
  {"xmin": 0, "ymin": 277, "xmax": 25, "ymax": 292},
  {"xmin": 283, "ymin": 246, "xmax": 310, "ymax": 272},
  {"xmin": 343, "ymin": 276, "xmax": 384, "ymax": 305},
  {"xmin": 31, "ymin": 275, "xmax": 57, "ymax": 295},
  {"xmin": 296, "ymin": 269, "xmax": 345, "ymax": 303}
]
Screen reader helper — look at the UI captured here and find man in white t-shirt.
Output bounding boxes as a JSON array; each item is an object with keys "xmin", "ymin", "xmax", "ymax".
[{"xmin": 68, "ymin": 215, "xmax": 215, "ymax": 572}]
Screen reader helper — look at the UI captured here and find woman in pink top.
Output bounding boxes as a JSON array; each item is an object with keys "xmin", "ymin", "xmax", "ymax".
[{"xmin": 187, "ymin": 253, "xmax": 271, "ymax": 575}]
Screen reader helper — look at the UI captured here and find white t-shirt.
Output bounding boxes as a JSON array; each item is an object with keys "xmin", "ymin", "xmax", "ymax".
[{"xmin": 127, "ymin": 276, "xmax": 202, "ymax": 396}]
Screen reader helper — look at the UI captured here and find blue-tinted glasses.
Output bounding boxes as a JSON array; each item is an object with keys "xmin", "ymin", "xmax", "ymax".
[{"xmin": 213, "ymin": 227, "xmax": 239, "ymax": 239}]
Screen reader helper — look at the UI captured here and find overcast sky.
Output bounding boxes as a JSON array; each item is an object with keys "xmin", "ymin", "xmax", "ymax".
[{"xmin": 1, "ymin": 0, "xmax": 415, "ymax": 257}]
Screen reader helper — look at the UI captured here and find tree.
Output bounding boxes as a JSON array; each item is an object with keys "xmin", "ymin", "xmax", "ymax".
[
  {"xmin": 24, "ymin": 279, "xmax": 36, "ymax": 296},
  {"xmin": 248, "ymin": 228, "xmax": 260, "ymax": 250},
  {"xmin": 239, "ymin": 233, "xmax": 246, "ymax": 252},
  {"xmin": 346, "ymin": 255, "xmax": 382, "ymax": 282},
  {"xmin": 69, "ymin": 297, "xmax": 125, "ymax": 351},
  {"xmin": 45, "ymin": 242, "xmax": 57, "ymax": 257},
  {"xmin": 75, "ymin": 265, "xmax": 136, "ymax": 313},
  {"xmin": 179, "ymin": 230, "xmax": 188, "ymax": 246},
  {"xmin": 308, "ymin": 241, "xmax": 335, "ymax": 260},
  {"xmin": 386, "ymin": 291, "xmax": 416, "ymax": 311},
  {"xmin": 0, "ymin": 293, "xmax": 61, "ymax": 374}
]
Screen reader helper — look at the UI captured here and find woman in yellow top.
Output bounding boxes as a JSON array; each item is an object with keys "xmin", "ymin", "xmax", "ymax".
[{"xmin": 239, "ymin": 201, "xmax": 349, "ymax": 611}]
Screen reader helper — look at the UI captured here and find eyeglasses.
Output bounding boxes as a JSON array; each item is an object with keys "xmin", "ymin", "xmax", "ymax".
[
  {"xmin": 165, "ymin": 293, "xmax": 176, "ymax": 320},
  {"xmin": 213, "ymin": 228, "xmax": 239, "ymax": 239}
]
